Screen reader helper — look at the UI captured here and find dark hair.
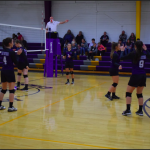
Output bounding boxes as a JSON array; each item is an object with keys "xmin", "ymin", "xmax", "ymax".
[
  {"xmin": 15, "ymin": 39, "xmax": 22, "ymax": 44},
  {"xmin": 2, "ymin": 37, "xmax": 12, "ymax": 49},
  {"xmin": 137, "ymin": 38, "xmax": 140, "ymax": 41},
  {"xmin": 17, "ymin": 32, "xmax": 20, "ymax": 35},
  {"xmin": 133, "ymin": 41, "xmax": 143, "ymax": 64},
  {"xmin": 118, "ymin": 39, "xmax": 122, "ymax": 42},
  {"xmin": 82, "ymin": 38, "xmax": 86, "ymax": 42},
  {"xmin": 126, "ymin": 39, "xmax": 131, "ymax": 46},
  {"xmin": 110, "ymin": 42, "xmax": 118, "ymax": 59},
  {"xmin": 92, "ymin": 38, "xmax": 95, "ymax": 41}
]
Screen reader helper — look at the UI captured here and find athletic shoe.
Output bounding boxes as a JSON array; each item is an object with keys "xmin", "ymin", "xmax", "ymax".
[
  {"xmin": 71, "ymin": 81, "xmax": 74, "ymax": 85},
  {"xmin": 136, "ymin": 110, "xmax": 143, "ymax": 116},
  {"xmin": 14, "ymin": 86, "xmax": 17, "ymax": 91},
  {"xmin": 65, "ymin": 81, "xmax": 70, "ymax": 85},
  {"xmin": 122, "ymin": 110, "xmax": 131, "ymax": 116},
  {"xmin": 112, "ymin": 95, "xmax": 120, "ymax": 99},
  {"xmin": 8, "ymin": 106, "xmax": 17, "ymax": 112},
  {"xmin": 105, "ymin": 93, "xmax": 113, "ymax": 101},
  {"xmin": 21, "ymin": 87, "xmax": 28, "ymax": 92},
  {"xmin": 0, "ymin": 105, "xmax": 6, "ymax": 110}
]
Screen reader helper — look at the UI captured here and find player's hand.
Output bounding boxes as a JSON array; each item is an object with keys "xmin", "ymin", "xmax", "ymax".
[
  {"xmin": 119, "ymin": 65, "xmax": 122, "ymax": 70},
  {"xmin": 68, "ymin": 55, "xmax": 71, "ymax": 58},
  {"xmin": 143, "ymin": 44, "xmax": 147, "ymax": 51},
  {"xmin": 26, "ymin": 66, "xmax": 29, "ymax": 70},
  {"xmin": 13, "ymin": 49, "xmax": 16, "ymax": 51},
  {"xmin": 120, "ymin": 46, "xmax": 125, "ymax": 51},
  {"xmin": 65, "ymin": 20, "xmax": 69, "ymax": 23},
  {"xmin": 17, "ymin": 49, "xmax": 22, "ymax": 55}
]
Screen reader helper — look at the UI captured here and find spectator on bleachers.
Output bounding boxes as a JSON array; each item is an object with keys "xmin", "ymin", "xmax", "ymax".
[
  {"xmin": 21, "ymin": 37, "xmax": 28, "ymax": 50},
  {"xmin": 88, "ymin": 43, "xmax": 97, "ymax": 61},
  {"xmin": 12, "ymin": 33, "xmax": 17, "ymax": 44},
  {"xmin": 80, "ymin": 39, "xmax": 88, "ymax": 56},
  {"xmin": 119, "ymin": 31, "xmax": 127, "ymax": 45},
  {"xmin": 129, "ymin": 32, "xmax": 136, "ymax": 44},
  {"xmin": 100, "ymin": 32, "xmax": 109, "ymax": 47},
  {"xmin": 72, "ymin": 41, "xmax": 78, "ymax": 60},
  {"xmin": 17, "ymin": 32, "xmax": 23, "ymax": 40},
  {"xmin": 63, "ymin": 30, "xmax": 74, "ymax": 43},
  {"xmin": 118, "ymin": 39, "xmax": 124, "ymax": 46},
  {"xmin": 76, "ymin": 31, "xmax": 84, "ymax": 46},
  {"xmin": 97, "ymin": 42, "xmax": 105, "ymax": 56},
  {"xmin": 72, "ymin": 38, "xmax": 78, "ymax": 47},
  {"xmin": 63, "ymin": 40, "xmax": 69, "ymax": 55},
  {"xmin": 125, "ymin": 39, "xmax": 132, "ymax": 55}
]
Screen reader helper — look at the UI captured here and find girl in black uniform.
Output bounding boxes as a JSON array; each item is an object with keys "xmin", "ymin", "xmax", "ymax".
[
  {"xmin": 120, "ymin": 41, "xmax": 150, "ymax": 116},
  {"xmin": 63, "ymin": 43, "xmax": 74, "ymax": 85},
  {"xmin": 105, "ymin": 42, "xmax": 122, "ymax": 100},
  {"xmin": 0, "ymin": 38, "xmax": 22, "ymax": 112},
  {"xmin": 15, "ymin": 40, "xmax": 29, "ymax": 91}
]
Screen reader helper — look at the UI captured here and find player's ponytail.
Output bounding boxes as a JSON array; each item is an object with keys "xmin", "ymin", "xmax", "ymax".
[
  {"xmin": 2, "ymin": 37, "xmax": 12, "ymax": 49},
  {"xmin": 133, "ymin": 41, "xmax": 143, "ymax": 64},
  {"xmin": 110, "ymin": 42, "xmax": 118, "ymax": 59}
]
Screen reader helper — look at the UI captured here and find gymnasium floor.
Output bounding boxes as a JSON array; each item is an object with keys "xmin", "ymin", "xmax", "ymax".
[{"xmin": 0, "ymin": 72, "xmax": 150, "ymax": 149}]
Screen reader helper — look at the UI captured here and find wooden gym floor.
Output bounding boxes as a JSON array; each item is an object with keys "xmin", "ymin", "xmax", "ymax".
[{"xmin": 0, "ymin": 72, "xmax": 150, "ymax": 149}]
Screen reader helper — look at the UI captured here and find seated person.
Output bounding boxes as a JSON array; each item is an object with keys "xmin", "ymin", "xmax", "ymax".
[
  {"xmin": 125, "ymin": 39, "xmax": 132, "ymax": 55},
  {"xmin": 119, "ymin": 30, "xmax": 127, "ymax": 45},
  {"xmin": 63, "ymin": 40, "xmax": 69, "ymax": 55},
  {"xmin": 100, "ymin": 32, "xmax": 109, "ymax": 47},
  {"xmin": 71, "ymin": 41, "xmax": 78, "ymax": 60},
  {"xmin": 80, "ymin": 39, "xmax": 88, "ymax": 56},
  {"xmin": 118, "ymin": 39, "xmax": 124, "ymax": 46},
  {"xmin": 63, "ymin": 30, "xmax": 74, "ymax": 43},
  {"xmin": 88, "ymin": 38, "xmax": 98, "ymax": 54},
  {"xmin": 75, "ymin": 31, "xmax": 84, "ymax": 46},
  {"xmin": 97, "ymin": 42, "xmax": 105, "ymax": 56},
  {"xmin": 88, "ymin": 43, "xmax": 97, "ymax": 61}
]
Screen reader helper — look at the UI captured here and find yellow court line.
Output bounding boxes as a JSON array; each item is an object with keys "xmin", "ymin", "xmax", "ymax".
[
  {"xmin": 0, "ymin": 134, "xmax": 117, "ymax": 149},
  {"xmin": 0, "ymin": 82, "xmax": 106, "ymax": 126}
]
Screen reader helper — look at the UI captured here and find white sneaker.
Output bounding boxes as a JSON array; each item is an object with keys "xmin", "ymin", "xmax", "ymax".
[
  {"xmin": 0, "ymin": 105, "xmax": 6, "ymax": 110},
  {"xmin": 8, "ymin": 106, "xmax": 17, "ymax": 112}
]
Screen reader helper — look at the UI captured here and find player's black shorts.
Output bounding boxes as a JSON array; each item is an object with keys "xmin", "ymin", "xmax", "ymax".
[
  {"xmin": 65, "ymin": 62, "xmax": 74, "ymax": 69},
  {"xmin": 18, "ymin": 62, "xmax": 27, "ymax": 70},
  {"xmin": 128, "ymin": 74, "xmax": 146, "ymax": 87},
  {"xmin": 109, "ymin": 68, "xmax": 119, "ymax": 76},
  {"xmin": 1, "ymin": 70, "xmax": 16, "ymax": 83}
]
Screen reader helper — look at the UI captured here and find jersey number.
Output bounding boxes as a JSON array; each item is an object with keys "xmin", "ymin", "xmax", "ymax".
[
  {"xmin": 3, "ymin": 56, "xmax": 7, "ymax": 65},
  {"xmin": 139, "ymin": 60, "xmax": 144, "ymax": 68}
]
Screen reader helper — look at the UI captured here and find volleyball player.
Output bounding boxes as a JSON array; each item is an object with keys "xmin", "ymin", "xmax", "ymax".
[
  {"xmin": 63, "ymin": 43, "xmax": 74, "ymax": 85},
  {"xmin": 0, "ymin": 37, "xmax": 22, "ymax": 112},
  {"xmin": 15, "ymin": 40, "xmax": 29, "ymax": 91},
  {"xmin": 120, "ymin": 41, "xmax": 150, "ymax": 116},
  {"xmin": 105, "ymin": 42, "xmax": 122, "ymax": 100}
]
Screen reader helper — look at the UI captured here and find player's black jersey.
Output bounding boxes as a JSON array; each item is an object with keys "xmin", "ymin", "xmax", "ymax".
[{"xmin": 1, "ymin": 48, "xmax": 17, "ymax": 70}]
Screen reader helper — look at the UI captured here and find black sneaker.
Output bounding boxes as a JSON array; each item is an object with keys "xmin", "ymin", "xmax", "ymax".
[
  {"xmin": 21, "ymin": 87, "xmax": 28, "ymax": 92},
  {"xmin": 105, "ymin": 93, "xmax": 113, "ymax": 101},
  {"xmin": 136, "ymin": 110, "xmax": 143, "ymax": 116},
  {"xmin": 71, "ymin": 81, "xmax": 74, "ymax": 85},
  {"xmin": 112, "ymin": 95, "xmax": 120, "ymax": 99},
  {"xmin": 65, "ymin": 81, "xmax": 70, "ymax": 85},
  {"xmin": 122, "ymin": 110, "xmax": 131, "ymax": 116}
]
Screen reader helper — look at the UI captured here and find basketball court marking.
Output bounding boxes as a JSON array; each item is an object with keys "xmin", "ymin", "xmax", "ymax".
[
  {"xmin": 0, "ymin": 133, "xmax": 117, "ymax": 149},
  {"xmin": 0, "ymin": 82, "xmax": 106, "ymax": 126}
]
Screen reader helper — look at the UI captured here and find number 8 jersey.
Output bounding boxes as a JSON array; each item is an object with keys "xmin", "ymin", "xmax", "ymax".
[
  {"xmin": 1, "ymin": 48, "xmax": 17, "ymax": 70},
  {"xmin": 120, "ymin": 50, "xmax": 150, "ymax": 75}
]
